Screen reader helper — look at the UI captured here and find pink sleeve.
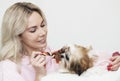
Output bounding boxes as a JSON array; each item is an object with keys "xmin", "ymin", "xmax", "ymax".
[
  {"xmin": 44, "ymin": 46, "xmax": 59, "ymax": 74},
  {"xmin": 0, "ymin": 60, "xmax": 25, "ymax": 81},
  {"xmin": 45, "ymin": 56, "xmax": 59, "ymax": 74},
  {"xmin": 89, "ymin": 50, "xmax": 112, "ymax": 66}
]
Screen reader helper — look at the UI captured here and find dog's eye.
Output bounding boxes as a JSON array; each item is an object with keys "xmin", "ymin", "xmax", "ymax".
[
  {"xmin": 65, "ymin": 54, "xmax": 69, "ymax": 61},
  {"xmin": 64, "ymin": 51, "xmax": 70, "ymax": 61},
  {"xmin": 61, "ymin": 55, "xmax": 64, "ymax": 58}
]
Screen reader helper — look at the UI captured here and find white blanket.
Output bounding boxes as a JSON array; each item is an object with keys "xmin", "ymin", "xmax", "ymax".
[{"xmin": 41, "ymin": 67, "xmax": 120, "ymax": 81}]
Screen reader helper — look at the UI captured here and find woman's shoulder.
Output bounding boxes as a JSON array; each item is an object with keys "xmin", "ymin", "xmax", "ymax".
[
  {"xmin": 0, "ymin": 59, "xmax": 17, "ymax": 71},
  {"xmin": 0, "ymin": 60, "xmax": 25, "ymax": 81},
  {"xmin": 0, "ymin": 59, "xmax": 16, "ymax": 65}
]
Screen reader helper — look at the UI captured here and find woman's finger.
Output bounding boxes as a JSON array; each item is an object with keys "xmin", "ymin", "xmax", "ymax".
[
  {"xmin": 110, "ymin": 56, "xmax": 120, "ymax": 71},
  {"xmin": 111, "ymin": 62, "xmax": 120, "ymax": 71}
]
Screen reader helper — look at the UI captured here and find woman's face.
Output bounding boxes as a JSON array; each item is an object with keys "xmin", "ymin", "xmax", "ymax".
[{"xmin": 20, "ymin": 12, "xmax": 47, "ymax": 53}]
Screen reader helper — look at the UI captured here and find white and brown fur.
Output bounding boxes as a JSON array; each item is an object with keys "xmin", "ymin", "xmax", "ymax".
[{"xmin": 53, "ymin": 44, "xmax": 93, "ymax": 76}]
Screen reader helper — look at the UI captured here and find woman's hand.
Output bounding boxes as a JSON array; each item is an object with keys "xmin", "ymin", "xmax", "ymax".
[
  {"xmin": 31, "ymin": 51, "xmax": 46, "ymax": 75},
  {"xmin": 109, "ymin": 56, "xmax": 120, "ymax": 71}
]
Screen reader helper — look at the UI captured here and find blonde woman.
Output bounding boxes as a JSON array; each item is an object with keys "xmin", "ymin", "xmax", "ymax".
[{"xmin": 0, "ymin": 2, "xmax": 58, "ymax": 81}]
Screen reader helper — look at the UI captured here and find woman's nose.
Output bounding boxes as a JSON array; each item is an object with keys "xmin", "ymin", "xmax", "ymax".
[{"xmin": 38, "ymin": 28, "xmax": 46, "ymax": 36}]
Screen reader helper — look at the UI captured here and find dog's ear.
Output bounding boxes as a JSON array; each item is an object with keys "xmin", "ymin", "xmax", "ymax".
[
  {"xmin": 86, "ymin": 45, "xmax": 92, "ymax": 52},
  {"xmin": 61, "ymin": 45, "xmax": 70, "ymax": 52}
]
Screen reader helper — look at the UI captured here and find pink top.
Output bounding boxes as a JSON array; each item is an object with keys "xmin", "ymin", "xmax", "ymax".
[
  {"xmin": 0, "ymin": 47, "xmax": 59, "ymax": 81},
  {"xmin": 89, "ymin": 50, "xmax": 112, "ymax": 71}
]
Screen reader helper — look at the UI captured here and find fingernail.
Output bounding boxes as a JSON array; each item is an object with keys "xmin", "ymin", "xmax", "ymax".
[
  {"xmin": 107, "ymin": 67, "xmax": 111, "ymax": 71},
  {"xmin": 107, "ymin": 64, "xmax": 112, "ymax": 67}
]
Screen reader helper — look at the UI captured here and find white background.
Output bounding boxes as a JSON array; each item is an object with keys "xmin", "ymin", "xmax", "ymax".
[{"xmin": 0, "ymin": 0, "xmax": 120, "ymax": 52}]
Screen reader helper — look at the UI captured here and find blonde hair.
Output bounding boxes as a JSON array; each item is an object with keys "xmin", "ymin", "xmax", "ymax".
[{"xmin": 0, "ymin": 2, "xmax": 47, "ymax": 62}]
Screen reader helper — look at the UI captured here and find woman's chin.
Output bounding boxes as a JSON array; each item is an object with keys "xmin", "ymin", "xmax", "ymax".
[{"xmin": 39, "ymin": 43, "xmax": 47, "ymax": 51}]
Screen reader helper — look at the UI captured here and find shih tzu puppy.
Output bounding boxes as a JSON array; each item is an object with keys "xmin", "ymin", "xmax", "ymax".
[{"xmin": 52, "ymin": 44, "xmax": 93, "ymax": 76}]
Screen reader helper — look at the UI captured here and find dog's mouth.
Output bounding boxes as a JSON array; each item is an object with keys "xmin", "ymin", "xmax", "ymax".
[{"xmin": 52, "ymin": 46, "xmax": 71, "ymax": 62}]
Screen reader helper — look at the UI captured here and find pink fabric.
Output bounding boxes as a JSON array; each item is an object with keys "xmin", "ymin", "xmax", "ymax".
[
  {"xmin": 0, "ymin": 60, "xmax": 25, "ymax": 81},
  {"xmin": 21, "ymin": 56, "xmax": 59, "ymax": 81},
  {"xmin": 42, "ymin": 47, "xmax": 59, "ymax": 73},
  {"xmin": 90, "ymin": 50, "xmax": 112, "ymax": 70},
  {"xmin": 21, "ymin": 56, "xmax": 35, "ymax": 81},
  {"xmin": 0, "ymin": 47, "xmax": 59, "ymax": 81},
  {"xmin": 45, "ymin": 56, "xmax": 59, "ymax": 73}
]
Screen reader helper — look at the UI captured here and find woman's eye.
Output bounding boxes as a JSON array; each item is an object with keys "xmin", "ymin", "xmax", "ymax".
[
  {"xmin": 41, "ymin": 24, "xmax": 45, "ymax": 28},
  {"xmin": 41, "ymin": 21, "xmax": 46, "ymax": 28},
  {"xmin": 29, "ymin": 28, "xmax": 36, "ymax": 33}
]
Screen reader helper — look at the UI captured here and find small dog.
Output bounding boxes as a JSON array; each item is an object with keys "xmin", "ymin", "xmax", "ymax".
[{"xmin": 52, "ymin": 44, "xmax": 93, "ymax": 76}]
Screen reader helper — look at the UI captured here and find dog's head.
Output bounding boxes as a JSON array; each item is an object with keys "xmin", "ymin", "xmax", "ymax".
[{"xmin": 56, "ymin": 44, "xmax": 93, "ymax": 76}]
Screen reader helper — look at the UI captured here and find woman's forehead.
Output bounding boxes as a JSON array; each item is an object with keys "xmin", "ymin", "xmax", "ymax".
[{"xmin": 27, "ymin": 12, "xmax": 44, "ymax": 28}]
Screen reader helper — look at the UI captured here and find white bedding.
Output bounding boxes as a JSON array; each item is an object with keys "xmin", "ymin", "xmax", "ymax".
[{"xmin": 41, "ymin": 67, "xmax": 120, "ymax": 81}]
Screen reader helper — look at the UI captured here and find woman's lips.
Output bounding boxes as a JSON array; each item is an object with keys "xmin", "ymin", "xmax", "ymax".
[{"xmin": 39, "ymin": 39, "xmax": 46, "ymax": 44}]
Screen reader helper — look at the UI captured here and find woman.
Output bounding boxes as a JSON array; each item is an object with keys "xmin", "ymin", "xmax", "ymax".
[
  {"xmin": 0, "ymin": 1, "xmax": 120, "ymax": 81},
  {"xmin": 0, "ymin": 2, "xmax": 58, "ymax": 81}
]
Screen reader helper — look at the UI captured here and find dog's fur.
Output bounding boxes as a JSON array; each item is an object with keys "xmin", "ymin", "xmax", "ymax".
[{"xmin": 53, "ymin": 44, "xmax": 93, "ymax": 76}]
